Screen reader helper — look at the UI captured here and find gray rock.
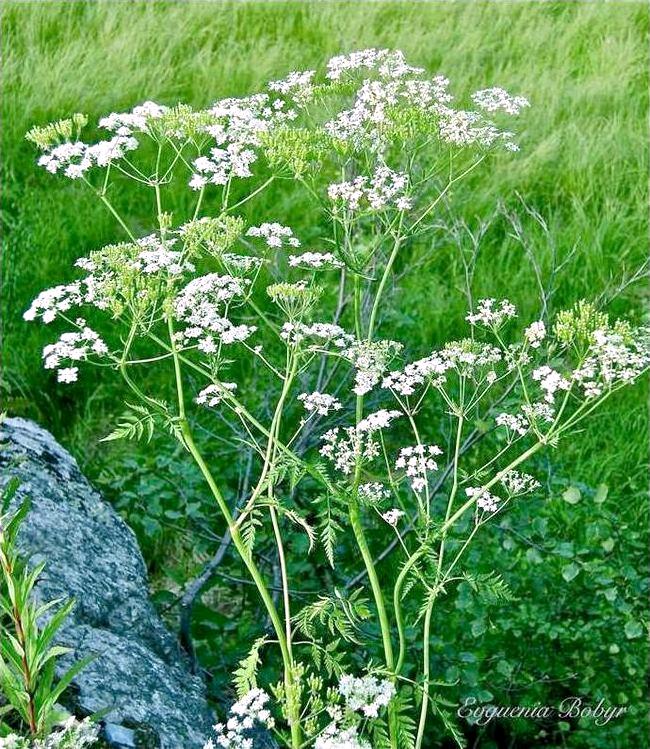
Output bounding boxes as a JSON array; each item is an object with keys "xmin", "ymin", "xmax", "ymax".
[
  {"xmin": 103, "ymin": 724, "xmax": 136, "ymax": 748},
  {"xmin": 0, "ymin": 417, "xmax": 214, "ymax": 749}
]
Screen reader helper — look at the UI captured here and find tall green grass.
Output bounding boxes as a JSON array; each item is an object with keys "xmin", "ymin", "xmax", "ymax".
[{"xmin": 1, "ymin": 0, "xmax": 647, "ymax": 484}]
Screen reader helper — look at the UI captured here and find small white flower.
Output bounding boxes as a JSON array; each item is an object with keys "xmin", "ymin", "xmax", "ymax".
[
  {"xmin": 196, "ymin": 383, "xmax": 237, "ymax": 408},
  {"xmin": 298, "ymin": 391, "xmax": 342, "ymax": 416},
  {"xmin": 358, "ymin": 482, "xmax": 390, "ymax": 504},
  {"xmin": 246, "ymin": 223, "xmax": 300, "ymax": 248},
  {"xmin": 466, "ymin": 298, "xmax": 517, "ymax": 328},
  {"xmin": 381, "ymin": 508, "xmax": 404, "ymax": 527},
  {"xmin": 500, "ymin": 470, "xmax": 540, "ymax": 496},
  {"xmin": 531, "ymin": 365, "xmax": 571, "ymax": 403},
  {"xmin": 57, "ymin": 367, "xmax": 79, "ymax": 384},
  {"xmin": 524, "ymin": 320, "xmax": 546, "ymax": 348},
  {"xmin": 288, "ymin": 251, "xmax": 343, "ymax": 269},
  {"xmin": 471, "ymin": 87, "xmax": 530, "ymax": 116},
  {"xmin": 465, "ymin": 486, "xmax": 499, "ymax": 513},
  {"xmin": 395, "ymin": 444, "xmax": 443, "ymax": 492},
  {"xmin": 338, "ymin": 673, "xmax": 396, "ymax": 717}
]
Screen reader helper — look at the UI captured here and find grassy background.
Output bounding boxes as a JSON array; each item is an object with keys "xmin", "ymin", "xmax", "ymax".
[
  {"xmin": 2, "ymin": 1, "xmax": 648, "ymax": 467},
  {"xmin": 1, "ymin": 1, "xmax": 648, "ymax": 744}
]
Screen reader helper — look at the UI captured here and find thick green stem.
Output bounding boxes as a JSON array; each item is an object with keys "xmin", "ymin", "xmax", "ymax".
[{"xmin": 415, "ymin": 597, "xmax": 434, "ymax": 749}]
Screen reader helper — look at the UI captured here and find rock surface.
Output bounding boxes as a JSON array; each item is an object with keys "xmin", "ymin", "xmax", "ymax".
[{"xmin": 0, "ymin": 417, "xmax": 214, "ymax": 748}]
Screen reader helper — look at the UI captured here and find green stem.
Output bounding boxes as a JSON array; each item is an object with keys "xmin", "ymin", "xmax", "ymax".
[
  {"xmin": 367, "ymin": 229, "xmax": 402, "ymax": 340},
  {"xmin": 439, "ymin": 440, "xmax": 544, "ymax": 536},
  {"xmin": 394, "ymin": 547, "xmax": 426, "ymax": 674},
  {"xmin": 415, "ymin": 597, "xmax": 434, "ymax": 749},
  {"xmin": 350, "ymin": 269, "xmax": 398, "ymax": 748},
  {"xmin": 166, "ymin": 318, "xmax": 301, "ymax": 747}
]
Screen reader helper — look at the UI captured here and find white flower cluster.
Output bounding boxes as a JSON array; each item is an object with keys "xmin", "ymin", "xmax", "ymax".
[
  {"xmin": 382, "ymin": 351, "xmax": 450, "ymax": 395},
  {"xmin": 320, "ymin": 409, "xmax": 402, "ymax": 475},
  {"xmin": 36, "ymin": 102, "xmax": 167, "ymax": 179},
  {"xmin": 314, "ymin": 723, "xmax": 370, "ymax": 749},
  {"xmin": 381, "ymin": 508, "xmax": 405, "ymax": 527},
  {"xmin": 42, "ymin": 324, "xmax": 108, "ymax": 383},
  {"xmin": 497, "ymin": 399, "xmax": 556, "ymax": 437},
  {"xmin": 443, "ymin": 342, "xmax": 503, "ymax": 378},
  {"xmin": 328, "ymin": 165, "xmax": 410, "ymax": 211},
  {"xmin": 23, "ymin": 277, "xmax": 98, "ymax": 324},
  {"xmin": 471, "ymin": 87, "xmax": 530, "ymax": 116},
  {"xmin": 320, "ymin": 426, "xmax": 380, "ymax": 475},
  {"xmin": 437, "ymin": 107, "xmax": 519, "ymax": 151},
  {"xmin": 174, "ymin": 274, "xmax": 255, "ymax": 352},
  {"xmin": 531, "ymin": 365, "xmax": 571, "ymax": 403},
  {"xmin": 358, "ymin": 482, "xmax": 390, "ymax": 504},
  {"xmin": 495, "ymin": 412, "xmax": 529, "ymax": 437},
  {"xmin": 322, "ymin": 53, "xmax": 525, "ymax": 151},
  {"xmin": 221, "ymin": 254, "xmax": 265, "ymax": 274},
  {"xmin": 338, "ymin": 673, "xmax": 396, "ymax": 718},
  {"xmin": 207, "ymin": 93, "xmax": 297, "ymax": 146},
  {"xmin": 500, "ymin": 470, "xmax": 540, "ymax": 496},
  {"xmin": 343, "ymin": 339, "xmax": 402, "ymax": 396},
  {"xmin": 524, "ymin": 320, "xmax": 547, "ymax": 348},
  {"xmin": 466, "ymin": 298, "xmax": 517, "ymax": 328},
  {"xmin": 324, "ymin": 75, "xmax": 451, "ymax": 150},
  {"xmin": 268, "ymin": 69, "xmax": 316, "ymax": 106},
  {"xmin": 383, "ymin": 342, "xmax": 501, "ymax": 396},
  {"xmin": 326, "ymin": 48, "xmax": 423, "ymax": 82},
  {"xmin": 189, "ymin": 144, "xmax": 257, "ymax": 189},
  {"xmin": 280, "ymin": 322, "xmax": 354, "ymax": 348},
  {"xmin": 205, "ymin": 688, "xmax": 274, "ymax": 749},
  {"xmin": 465, "ymin": 486, "xmax": 500, "ymax": 513},
  {"xmin": 357, "ymin": 409, "xmax": 402, "ymax": 433},
  {"xmin": 37, "ymin": 136, "xmax": 139, "ymax": 178},
  {"xmin": 395, "ymin": 444, "xmax": 443, "ymax": 492},
  {"xmin": 298, "ymin": 391, "xmax": 343, "ymax": 416},
  {"xmin": 99, "ymin": 100, "xmax": 168, "ymax": 135},
  {"xmin": 521, "ymin": 401, "xmax": 555, "ymax": 425},
  {"xmin": 572, "ymin": 329, "xmax": 650, "ymax": 399},
  {"xmin": 246, "ymin": 223, "xmax": 301, "ymax": 248},
  {"xmin": 28, "ymin": 716, "xmax": 99, "ymax": 749},
  {"xmin": 189, "ymin": 92, "xmax": 297, "ymax": 190},
  {"xmin": 1, "ymin": 716, "xmax": 100, "ymax": 749},
  {"xmin": 288, "ymin": 251, "xmax": 343, "ymax": 269},
  {"xmin": 130, "ymin": 234, "xmax": 194, "ymax": 276},
  {"xmin": 196, "ymin": 382, "xmax": 238, "ymax": 408}
]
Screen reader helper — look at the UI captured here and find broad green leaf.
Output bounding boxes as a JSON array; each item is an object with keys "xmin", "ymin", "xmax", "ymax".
[
  {"xmin": 624, "ymin": 620, "xmax": 643, "ymax": 640},
  {"xmin": 601, "ymin": 537, "xmax": 615, "ymax": 552},
  {"xmin": 562, "ymin": 486, "xmax": 581, "ymax": 504},
  {"xmin": 561, "ymin": 562, "xmax": 580, "ymax": 582}
]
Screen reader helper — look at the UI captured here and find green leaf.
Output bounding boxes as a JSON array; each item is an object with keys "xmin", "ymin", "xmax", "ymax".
[
  {"xmin": 233, "ymin": 637, "xmax": 267, "ymax": 697},
  {"xmin": 1, "ymin": 477, "xmax": 21, "ymax": 514},
  {"xmin": 100, "ymin": 402, "xmax": 159, "ymax": 443},
  {"xmin": 470, "ymin": 620, "xmax": 486, "ymax": 637},
  {"xmin": 624, "ymin": 620, "xmax": 643, "ymax": 639},
  {"xmin": 562, "ymin": 486, "xmax": 581, "ymax": 504},
  {"xmin": 601, "ymin": 537, "xmax": 615, "ymax": 552},
  {"xmin": 40, "ymin": 654, "xmax": 96, "ymax": 714},
  {"xmin": 561, "ymin": 562, "xmax": 580, "ymax": 582}
]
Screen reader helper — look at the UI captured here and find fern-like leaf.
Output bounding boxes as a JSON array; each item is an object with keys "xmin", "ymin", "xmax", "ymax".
[{"xmin": 233, "ymin": 637, "xmax": 267, "ymax": 698}]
